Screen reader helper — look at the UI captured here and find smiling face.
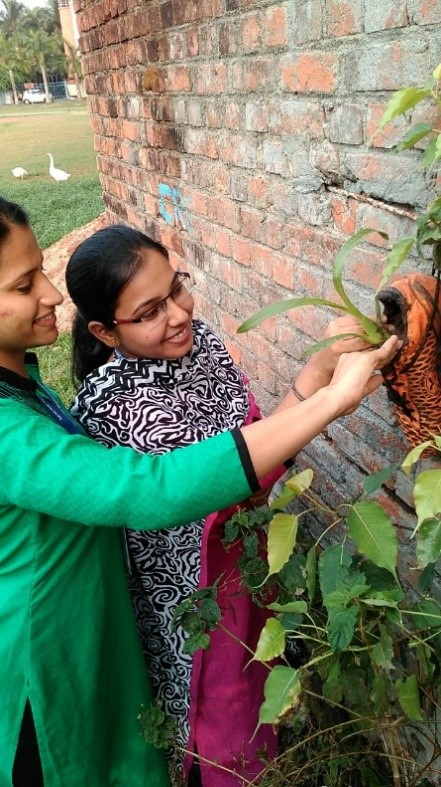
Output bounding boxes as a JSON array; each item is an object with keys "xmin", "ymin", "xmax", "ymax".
[
  {"xmin": 0, "ymin": 223, "xmax": 63, "ymax": 375},
  {"xmin": 89, "ymin": 248, "xmax": 195, "ymax": 361}
]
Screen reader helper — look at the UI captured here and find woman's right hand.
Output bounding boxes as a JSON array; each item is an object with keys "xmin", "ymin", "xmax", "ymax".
[{"xmin": 326, "ymin": 334, "xmax": 402, "ymax": 416}]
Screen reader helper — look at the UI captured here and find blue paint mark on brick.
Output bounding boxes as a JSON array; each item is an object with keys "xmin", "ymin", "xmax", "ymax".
[{"xmin": 158, "ymin": 183, "xmax": 189, "ymax": 230}]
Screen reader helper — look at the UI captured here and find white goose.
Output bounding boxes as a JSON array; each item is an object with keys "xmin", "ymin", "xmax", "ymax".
[
  {"xmin": 11, "ymin": 167, "xmax": 28, "ymax": 179},
  {"xmin": 47, "ymin": 153, "xmax": 71, "ymax": 182}
]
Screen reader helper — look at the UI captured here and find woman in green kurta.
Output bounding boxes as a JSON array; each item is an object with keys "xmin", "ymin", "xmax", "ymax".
[{"xmin": 0, "ymin": 197, "xmax": 400, "ymax": 787}]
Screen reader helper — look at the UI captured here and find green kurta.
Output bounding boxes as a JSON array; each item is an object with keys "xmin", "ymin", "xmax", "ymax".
[{"xmin": 0, "ymin": 358, "xmax": 257, "ymax": 786}]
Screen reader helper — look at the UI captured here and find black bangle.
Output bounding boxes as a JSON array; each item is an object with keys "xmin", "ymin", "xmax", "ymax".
[{"xmin": 291, "ymin": 381, "xmax": 306, "ymax": 401}]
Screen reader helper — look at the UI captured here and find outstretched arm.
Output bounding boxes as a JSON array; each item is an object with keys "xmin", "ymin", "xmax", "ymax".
[
  {"xmin": 274, "ymin": 314, "xmax": 374, "ymax": 413},
  {"xmin": 242, "ymin": 335, "xmax": 401, "ymax": 478}
]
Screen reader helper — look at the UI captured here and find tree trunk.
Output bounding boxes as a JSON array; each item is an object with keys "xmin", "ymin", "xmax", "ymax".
[
  {"xmin": 40, "ymin": 59, "xmax": 52, "ymax": 103},
  {"xmin": 8, "ymin": 68, "xmax": 19, "ymax": 105}
]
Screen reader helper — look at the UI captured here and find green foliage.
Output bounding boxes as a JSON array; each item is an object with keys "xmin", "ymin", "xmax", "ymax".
[
  {"xmin": 0, "ymin": 0, "xmax": 67, "ymax": 86},
  {"xmin": 226, "ymin": 469, "xmax": 441, "ymax": 786},
  {"xmin": 172, "ymin": 585, "xmax": 221, "ymax": 656},
  {"xmin": 138, "ymin": 704, "xmax": 178, "ymax": 750},
  {"xmin": 222, "ymin": 506, "xmax": 275, "ymax": 594}
]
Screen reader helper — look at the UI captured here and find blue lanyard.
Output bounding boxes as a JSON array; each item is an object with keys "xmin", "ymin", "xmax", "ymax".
[{"xmin": 36, "ymin": 384, "xmax": 83, "ymax": 435}]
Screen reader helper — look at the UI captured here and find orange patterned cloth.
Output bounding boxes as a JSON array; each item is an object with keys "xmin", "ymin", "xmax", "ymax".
[{"xmin": 377, "ymin": 272, "xmax": 441, "ymax": 447}]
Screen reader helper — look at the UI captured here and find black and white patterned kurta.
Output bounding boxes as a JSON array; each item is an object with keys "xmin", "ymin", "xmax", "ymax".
[{"xmin": 71, "ymin": 320, "xmax": 251, "ymax": 749}]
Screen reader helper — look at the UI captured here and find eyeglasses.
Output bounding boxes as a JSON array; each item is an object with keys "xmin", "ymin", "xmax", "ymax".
[{"xmin": 112, "ymin": 272, "xmax": 194, "ymax": 328}]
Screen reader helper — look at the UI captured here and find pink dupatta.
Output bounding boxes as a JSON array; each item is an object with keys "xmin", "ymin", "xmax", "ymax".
[{"xmin": 185, "ymin": 391, "xmax": 286, "ymax": 786}]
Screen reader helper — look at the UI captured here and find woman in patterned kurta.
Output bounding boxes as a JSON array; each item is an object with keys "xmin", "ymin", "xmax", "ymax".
[
  {"xmin": 71, "ymin": 318, "xmax": 285, "ymax": 786},
  {"xmin": 65, "ymin": 225, "xmax": 398, "ymax": 787}
]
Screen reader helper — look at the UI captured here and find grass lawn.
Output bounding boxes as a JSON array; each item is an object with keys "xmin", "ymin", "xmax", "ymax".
[
  {"xmin": 36, "ymin": 333, "xmax": 77, "ymax": 407},
  {"xmin": 0, "ymin": 100, "xmax": 103, "ymax": 403},
  {"xmin": 0, "ymin": 100, "xmax": 103, "ymax": 249}
]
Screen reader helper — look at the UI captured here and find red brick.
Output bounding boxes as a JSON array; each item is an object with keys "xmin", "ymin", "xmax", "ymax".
[
  {"xmin": 264, "ymin": 7, "xmax": 287, "ymax": 47},
  {"xmin": 271, "ymin": 253, "xmax": 295, "ymax": 289},
  {"xmin": 240, "ymin": 207, "xmax": 265, "ymax": 242},
  {"xmin": 231, "ymin": 235, "xmax": 252, "ymax": 266},
  {"xmin": 194, "ymin": 62, "xmax": 228, "ymax": 94},
  {"xmin": 184, "ymin": 128, "xmax": 218, "ymax": 159},
  {"xmin": 327, "ymin": 0, "xmax": 363, "ymax": 36},
  {"xmin": 412, "ymin": 0, "xmax": 441, "ymax": 24},
  {"xmin": 166, "ymin": 66, "xmax": 191, "ymax": 92},
  {"xmin": 242, "ymin": 14, "xmax": 261, "ymax": 51},
  {"xmin": 242, "ymin": 58, "xmax": 275, "ymax": 92},
  {"xmin": 331, "ymin": 196, "xmax": 357, "ymax": 235},
  {"xmin": 344, "ymin": 247, "xmax": 389, "ymax": 290},
  {"xmin": 248, "ymin": 176, "xmax": 268, "ymax": 207},
  {"xmin": 282, "ymin": 53, "xmax": 338, "ymax": 94}
]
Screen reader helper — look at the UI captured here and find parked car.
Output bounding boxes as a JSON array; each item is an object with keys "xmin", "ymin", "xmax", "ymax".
[{"xmin": 22, "ymin": 89, "xmax": 48, "ymax": 104}]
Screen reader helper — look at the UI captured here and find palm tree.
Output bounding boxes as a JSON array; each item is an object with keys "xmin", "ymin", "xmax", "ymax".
[
  {"xmin": 23, "ymin": 28, "xmax": 64, "ymax": 102},
  {"xmin": 0, "ymin": 31, "xmax": 24, "ymax": 103},
  {"xmin": 0, "ymin": 0, "xmax": 26, "ymax": 37}
]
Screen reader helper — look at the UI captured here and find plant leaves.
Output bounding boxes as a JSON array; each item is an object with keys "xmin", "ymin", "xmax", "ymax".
[
  {"xmin": 401, "ymin": 440, "xmax": 434, "ymax": 473},
  {"xmin": 285, "ymin": 468, "xmax": 314, "ymax": 496},
  {"xmin": 413, "ymin": 469, "xmax": 441, "ymax": 527},
  {"xmin": 411, "ymin": 599, "xmax": 441, "ymax": 633},
  {"xmin": 258, "ymin": 666, "xmax": 301, "ymax": 726},
  {"xmin": 267, "ymin": 600, "xmax": 308, "ymax": 613},
  {"xmin": 327, "ymin": 605, "xmax": 359, "ymax": 653},
  {"xmin": 395, "ymin": 122, "xmax": 433, "ymax": 151},
  {"xmin": 270, "ymin": 469, "xmax": 313, "ymax": 510},
  {"xmin": 376, "ymin": 238, "xmax": 415, "ymax": 292},
  {"xmin": 267, "ymin": 513, "xmax": 298, "ymax": 576},
  {"xmin": 306, "ymin": 545, "xmax": 317, "ymax": 602},
  {"xmin": 254, "ymin": 617, "xmax": 287, "ymax": 662},
  {"xmin": 370, "ymin": 673, "xmax": 390, "ymax": 716},
  {"xmin": 416, "ymin": 517, "xmax": 441, "ymax": 567},
  {"xmin": 346, "ymin": 502, "xmax": 398, "ymax": 575},
  {"xmin": 418, "ymin": 562, "xmax": 437, "ymax": 594},
  {"xmin": 301, "ymin": 332, "xmax": 371, "ymax": 358},
  {"xmin": 183, "ymin": 631, "xmax": 211, "ymax": 655},
  {"xmin": 319, "ymin": 544, "xmax": 352, "ymax": 597},
  {"xmin": 237, "ymin": 296, "xmax": 346, "ymax": 333},
  {"xmin": 362, "ymin": 465, "xmax": 398, "ymax": 497},
  {"xmin": 332, "ymin": 229, "xmax": 389, "ymax": 342},
  {"xmin": 379, "ymin": 86, "xmax": 431, "ymax": 128},
  {"xmin": 420, "ymin": 136, "xmax": 438, "ymax": 168},
  {"xmin": 371, "ymin": 628, "xmax": 394, "ymax": 670},
  {"xmin": 395, "ymin": 674, "xmax": 423, "ymax": 721}
]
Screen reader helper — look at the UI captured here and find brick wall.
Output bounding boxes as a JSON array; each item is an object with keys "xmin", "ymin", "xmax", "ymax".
[{"xmin": 74, "ymin": 0, "xmax": 441, "ymax": 561}]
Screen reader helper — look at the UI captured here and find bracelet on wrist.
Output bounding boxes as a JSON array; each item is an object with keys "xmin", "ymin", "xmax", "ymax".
[{"xmin": 291, "ymin": 381, "xmax": 307, "ymax": 401}]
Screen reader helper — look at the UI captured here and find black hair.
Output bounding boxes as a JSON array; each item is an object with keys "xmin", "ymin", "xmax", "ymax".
[
  {"xmin": 0, "ymin": 197, "xmax": 29, "ymax": 249},
  {"xmin": 65, "ymin": 224, "xmax": 169, "ymax": 382}
]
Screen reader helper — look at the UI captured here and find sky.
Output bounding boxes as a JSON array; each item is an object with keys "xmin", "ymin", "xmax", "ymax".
[{"xmin": 21, "ymin": 0, "xmax": 48, "ymax": 8}]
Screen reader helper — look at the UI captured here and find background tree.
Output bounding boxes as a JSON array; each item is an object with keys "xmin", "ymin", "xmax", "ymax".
[
  {"xmin": 0, "ymin": 31, "xmax": 28, "ymax": 102},
  {"xmin": 0, "ymin": 0, "xmax": 26, "ymax": 38},
  {"xmin": 23, "ymin": 28, "xmax": 65, "ymax": 100}
]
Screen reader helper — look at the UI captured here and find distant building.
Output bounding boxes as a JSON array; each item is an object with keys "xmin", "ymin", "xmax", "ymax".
[
  {"xmin": 58, "ymin": 0, "xmax": 79, "ymax": 54},
  {"xmin": 58, "ymin": 1, "xmax": 83, "ymax": 97}
]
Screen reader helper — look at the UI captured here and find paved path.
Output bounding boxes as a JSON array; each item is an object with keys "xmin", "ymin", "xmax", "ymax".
[{"xmin": 43, "ymin": 213, "xmax": 107, "ymax": 332}]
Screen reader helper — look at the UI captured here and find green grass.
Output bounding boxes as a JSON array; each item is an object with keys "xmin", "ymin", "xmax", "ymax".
[
  {"xmin": 0, "ymin": 100, "xmax": 103, "ymax": 249},
  {"xmin": 0, "ymin": 101, "xmax": 100, "ymax": 405},
  {"xmin": 35, "ymin": 332, "xmax": 77, "ymax": 407}
]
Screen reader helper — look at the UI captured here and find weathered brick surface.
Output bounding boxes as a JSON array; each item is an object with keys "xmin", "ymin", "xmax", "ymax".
[{"xmin": 75, "ymin": 0, "xmax": 441, "ymax": 567}]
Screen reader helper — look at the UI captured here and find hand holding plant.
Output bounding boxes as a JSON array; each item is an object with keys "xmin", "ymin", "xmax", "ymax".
[{"xmin": 325, "ymin": 334, "xmax": 402, "ymax": 416}]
